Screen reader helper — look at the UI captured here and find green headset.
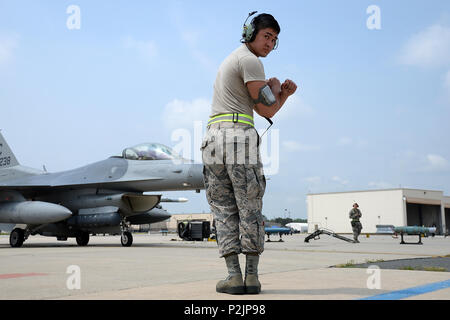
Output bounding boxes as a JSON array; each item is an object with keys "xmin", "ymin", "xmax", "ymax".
[{"xmin": 241, "ymin": 11, "xmax": 279, "ymax": 50}]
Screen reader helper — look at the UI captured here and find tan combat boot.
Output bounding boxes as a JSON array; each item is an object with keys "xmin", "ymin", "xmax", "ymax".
[
  {"xmin": 216, "ymin": 254, "xmax": 245, "ymax": 294},
  {"xmin": 216, "ymin": 274, "xmax": 245, "ymax": 294},
  {"xmin": 244, "ymin": 274, "xmax": 261, "ymax": 294},
  {"xmin": 245, "ymin": 254, "xmax": 261, "ymax": 294}
]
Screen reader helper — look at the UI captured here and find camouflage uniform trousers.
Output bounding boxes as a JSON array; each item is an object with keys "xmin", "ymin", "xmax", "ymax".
[
  {"xmin": 201, "ymin": 122, "xmax": 266, "ymax": 258},
  {"xmin": 351, "ymin": 221, "xmax": 362, "ymax": 239}
]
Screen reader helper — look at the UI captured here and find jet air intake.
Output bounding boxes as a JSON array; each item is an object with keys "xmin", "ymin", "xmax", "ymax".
[
  {"xmin": 61, "ymin": 194, "xmax": 161, "ymax": 216},
  {"xmin": 0, "ymin": 201, "xmax": 72, "ymax": 225}
]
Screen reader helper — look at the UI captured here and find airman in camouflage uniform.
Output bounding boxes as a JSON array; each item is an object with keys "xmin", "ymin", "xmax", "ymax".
[
  {"xmin": 202, "ymin": 13, "xmax": 297, "ymax": 295},
  {"xmin": 349, "ymin": 203, "xmax": 362, "ymax": 243},
  {"xmin": 202, "ymin": 122, "xmax": 265, "ymax": 295}
]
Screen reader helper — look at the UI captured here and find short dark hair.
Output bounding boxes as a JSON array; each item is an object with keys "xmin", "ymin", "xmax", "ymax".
[{"xmin": 250, "ymin": 13, "xmax": 280, "ymax": 42}]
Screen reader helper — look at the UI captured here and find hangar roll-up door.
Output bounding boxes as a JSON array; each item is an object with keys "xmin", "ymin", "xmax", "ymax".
[{"xmin": 406, "ymin": 202, "xmax": 442, "ymax": 235}]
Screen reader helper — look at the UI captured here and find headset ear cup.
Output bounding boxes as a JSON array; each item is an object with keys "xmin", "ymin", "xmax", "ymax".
[
  {"xmin": 241, "ymin": 11, "xmax": 258, "ymax": 43},
  {"xmin": 242, "ymin": 24, "xmax": 253, "ymax": 42},
  {"xmin": 245, "ymin": 23, "xmax": 254, "ymax": 42}
]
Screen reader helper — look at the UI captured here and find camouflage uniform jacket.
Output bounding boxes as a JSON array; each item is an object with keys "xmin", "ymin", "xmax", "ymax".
[{"xmin": 349, "ymin": 208, "xmax": 362, "ymax": 221}]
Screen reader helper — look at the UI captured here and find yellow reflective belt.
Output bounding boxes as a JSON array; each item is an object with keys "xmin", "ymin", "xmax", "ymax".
[{"xmin": 208, "ymin": 113, "xmax": 254, "ymax": 127}]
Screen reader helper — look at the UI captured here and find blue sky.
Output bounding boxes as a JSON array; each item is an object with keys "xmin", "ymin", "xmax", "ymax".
[{"xmin": 1, "ymin": 0, "xmax": 449, "ymax": 219}]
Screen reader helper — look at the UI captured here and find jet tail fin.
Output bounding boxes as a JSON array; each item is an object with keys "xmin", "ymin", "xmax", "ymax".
[
  {"xmin": 0, "ymin": 131, "xmax": 20, "ymax": 168},
  {"xmin": 0, "ymin": 131, "xmax": 43, "ymax": 183}
]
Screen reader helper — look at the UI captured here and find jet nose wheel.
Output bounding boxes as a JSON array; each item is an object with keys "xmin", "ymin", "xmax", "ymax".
[
  {"xmin": 9, "ymin": 228, "xmax": 25, "ymax": 248},
  {"xmin": 121, "ymin": 232, "xmax": 133, "ymax": 247}
]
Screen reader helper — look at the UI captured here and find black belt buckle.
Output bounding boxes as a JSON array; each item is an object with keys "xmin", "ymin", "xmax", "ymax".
[{"xmin": 232, "ymin": 113, "xmax": 238, "ymax": 123}]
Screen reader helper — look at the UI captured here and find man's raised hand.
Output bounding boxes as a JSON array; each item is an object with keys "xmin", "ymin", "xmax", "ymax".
[{"xmin": 281, "ymin": 79, "xmax": 297, "ymax": 97}]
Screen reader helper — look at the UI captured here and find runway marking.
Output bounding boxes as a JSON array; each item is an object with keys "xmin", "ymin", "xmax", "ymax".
[
  {"xmin": 0, "ymin": 273, "xmax": 48, "ymax": 280},
  {"xmin": 360, "ymin": 279, "xmax": 450, "ymax": 300}
]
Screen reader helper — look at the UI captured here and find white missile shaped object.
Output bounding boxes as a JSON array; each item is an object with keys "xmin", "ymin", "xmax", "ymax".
[{"xmin": 0, "ymin": 201, "xmax": 72, "ymax": 225}]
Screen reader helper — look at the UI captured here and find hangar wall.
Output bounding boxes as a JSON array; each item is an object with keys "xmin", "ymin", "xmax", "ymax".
[
  {"xmin": 307, "ymin": 189, "xmax": 448, "ymax": 234},
  {"xmin": 307, "ymin": 189, "xmax": 405, "ymax": 234}
]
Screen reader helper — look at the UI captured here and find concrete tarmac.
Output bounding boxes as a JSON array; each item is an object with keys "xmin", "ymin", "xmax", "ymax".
[{"xmin": 0, "ymin": 233, "xmax": 449, "ymax": 300}]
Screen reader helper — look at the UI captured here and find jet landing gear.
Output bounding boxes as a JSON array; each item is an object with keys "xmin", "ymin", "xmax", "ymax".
[
  {"xmin": 120, "ymin": 220, "xmax": 133, "ymax": 247},
  {"xmin": 9, "ymin": 228, "xmax": 25, "ymax": 247},
  {"xmin": 76, "ymin": 231, "xmax": 90, "ymax": 246},
  {"xmin": 9, "ymin": 225, "xmax": 45, "ymax": 248},
  {"xmin": 121, "ymin": 231, "xmax": 133, "ymax": 247}
]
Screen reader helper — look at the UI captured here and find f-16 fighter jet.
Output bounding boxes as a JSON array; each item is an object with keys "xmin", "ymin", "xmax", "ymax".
[{"xmin": 0, "ymin": 131, "xmax": 204, "ymax": 247}]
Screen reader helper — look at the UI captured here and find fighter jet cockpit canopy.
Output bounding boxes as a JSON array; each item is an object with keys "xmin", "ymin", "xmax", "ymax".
[{"xmin": 121, "ymin": 143, "xmax": 182, "ymax": 160}]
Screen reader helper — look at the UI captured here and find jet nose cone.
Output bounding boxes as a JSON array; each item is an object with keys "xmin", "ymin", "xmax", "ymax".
[{"xmin": 188, "ymin": 163, "xmax": 205, "ymax": 189}]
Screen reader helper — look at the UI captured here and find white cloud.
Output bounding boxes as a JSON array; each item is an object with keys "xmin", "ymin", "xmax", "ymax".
[
  {"xmin": 0, "ymin": 33, "xmax": 19, "ymax": 66},
  {"xmin": 394, "ymin": 150, "xmax": 450, "ymax": 173},
  {"xmin": 425, "ymin": 154, "xmax": 449, "ymax": 172},
  {"xmin": 399, "ymin": 24, "xmax": 450, "ymax": 68},
  {"xmin": 282, "ymin": 140, "xmax": 320, "ymax": 152},
  {"xmin": 162, "ymin": 97, "xmax": 210, "ymax": 130},
  {"xmin": 122, "ymin": 36, "xmax": 158, "ymax": 61}
]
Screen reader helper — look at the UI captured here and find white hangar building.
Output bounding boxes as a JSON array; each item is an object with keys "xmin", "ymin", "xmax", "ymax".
[{"xmin": 306, "ymin": 188, "xmax": 450, "ymax": 235}]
